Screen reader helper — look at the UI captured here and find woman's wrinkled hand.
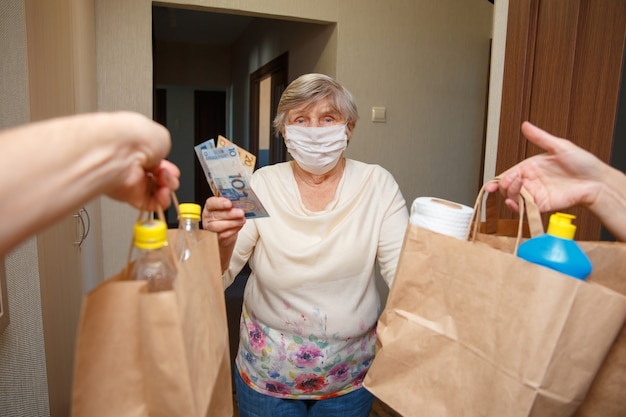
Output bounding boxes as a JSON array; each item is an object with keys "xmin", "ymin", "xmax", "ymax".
[{"xmin": 202, "ymin": 196, "xmax": 246, "ymax": 247}]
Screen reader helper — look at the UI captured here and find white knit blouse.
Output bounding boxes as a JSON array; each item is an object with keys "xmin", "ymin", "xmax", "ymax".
[{"xmin": 223, "ymin": 159, "xmax": 409, "ymax": 399}]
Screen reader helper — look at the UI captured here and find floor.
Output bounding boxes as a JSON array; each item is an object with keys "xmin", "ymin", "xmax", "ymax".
[
  {"xmin": 232, "ymin": 395, "xmax": 401, "ymax": 416},
  {"xmin": 369, "ymin": 398, "xmax": 402, "ymax": 417}
]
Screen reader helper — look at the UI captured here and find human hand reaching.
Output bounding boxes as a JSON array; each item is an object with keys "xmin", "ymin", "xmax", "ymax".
[
  {"xmin": 486, "ymin": 122, "xmax": 606, "ymax": 213},
  {"xmin": 485, "ymin": 121, "xmax": 626, "ymax": 241}
]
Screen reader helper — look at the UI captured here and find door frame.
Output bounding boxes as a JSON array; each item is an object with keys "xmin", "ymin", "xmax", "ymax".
[
  {"xmin": 249, "ymin": 52, "xmax": 289, "ymax": 166},
  {"xmin": 194, "ymin": 90, "xmax": 227, "ymax": 211}
]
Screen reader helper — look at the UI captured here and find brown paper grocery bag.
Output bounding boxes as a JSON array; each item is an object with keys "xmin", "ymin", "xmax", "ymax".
[
  {"xmin": 364, "ymin": 182, "xmax": 626, "ymax": 417},
  {"xmin": 71, "ymin": 228, "xmax": 233, "ymax": 417},
  {"xmin": 573, "ymin": 240, "xmax": 626, "ymax": 417}
]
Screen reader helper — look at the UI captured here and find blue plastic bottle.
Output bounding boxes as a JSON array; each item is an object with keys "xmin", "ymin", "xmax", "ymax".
[{"xmin": 517, "ymin": 212, "xmax": 592, "ymax": 280}]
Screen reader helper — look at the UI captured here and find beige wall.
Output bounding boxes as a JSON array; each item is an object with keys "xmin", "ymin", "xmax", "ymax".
[
  {"xmin": 336, "ymin": 0, "xmax": 494, "ymax": 206},
  {"xmin": 96, "ymin": 0, "xmax": 156, "ymax": 277},
  {"xmin": 97, "ymin": 0, "xmax": 496, "ymax": 276},
  {"xmin": 0, "ymin": 2, "xmax": 51, "ymax": 416}
]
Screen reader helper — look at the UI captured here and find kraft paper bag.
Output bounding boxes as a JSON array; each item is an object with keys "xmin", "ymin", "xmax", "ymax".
[
  {"xmin": 573, "ymin": 240, "xmax": 626, "ymax": 417},
  {"xmin": 71, "ymin": 228, "xmax": 233, "ymax": 417},
  {"xmin": 364, "ymin": 182, "xmax": 626, "ymax": 417}
]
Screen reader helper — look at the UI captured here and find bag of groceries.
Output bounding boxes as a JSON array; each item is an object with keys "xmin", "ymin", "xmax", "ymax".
[
  {"xmin": 364, "ymin": 180, "xmax": 626, "ymax": 417},
  {"xmin": 71, "ymin": 202, "xmax": 233, "ymax": 417}
]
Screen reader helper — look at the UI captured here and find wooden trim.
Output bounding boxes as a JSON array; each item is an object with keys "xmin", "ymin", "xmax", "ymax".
[
  {"xmin": 249, "ymin": 52, "xmax": 288, "ymax": 161},
  {"xmin": 479, "ymin": 219, "xmax": 530, "ymax": 238}
]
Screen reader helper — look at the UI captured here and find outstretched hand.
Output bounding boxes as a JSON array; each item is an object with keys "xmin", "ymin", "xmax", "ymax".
[
  {"xmin": 485, "ymin": 121, "xmax": 626, "ymax": 241},
  {"xmin": 485, "ymin": 121, "xmax": 605, "ymax": 213},
  {"xmin": 0, "ymin": 111, "xmax": 182, "ymax": 256}
]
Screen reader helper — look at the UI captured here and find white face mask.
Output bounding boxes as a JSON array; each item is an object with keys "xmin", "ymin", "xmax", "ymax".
[{"xmin": 284, "ymin": 124, "xmax": 348, "ymax": 175}]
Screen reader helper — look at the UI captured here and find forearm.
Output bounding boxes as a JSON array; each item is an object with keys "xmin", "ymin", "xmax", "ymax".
[
  {"xmin": 588, "ymin": 166, "xmax": 626, "ymax": 241},
  {"xmin": 219, "ymin": 242, "xmax": 235, "ymax": 274},
  {"xmin": 0, "ymin": 113, "xmax": 152, "ymax": 255}
]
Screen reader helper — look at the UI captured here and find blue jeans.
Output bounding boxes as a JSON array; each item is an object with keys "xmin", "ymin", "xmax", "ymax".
[{"xmin": 234, "ymin": 368, "xmax": 375, "ymax": 417}]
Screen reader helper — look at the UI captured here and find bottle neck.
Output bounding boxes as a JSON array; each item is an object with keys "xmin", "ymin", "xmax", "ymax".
[
  {"xmin": 180, "ymin": 217, "xmax": 201, "ymax": 231},
  {"xmin": 135, "ymin": 245, "xmax": 169, "ymax": 259},
  {"xmin": 546, "ymin": 231, "xmax": 571, "ymax": 240}
]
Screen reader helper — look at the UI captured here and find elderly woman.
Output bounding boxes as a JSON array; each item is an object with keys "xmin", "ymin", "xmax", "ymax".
[{"xmin": 203, "ymin": 73, "xmax": 408, "ymax": 417}]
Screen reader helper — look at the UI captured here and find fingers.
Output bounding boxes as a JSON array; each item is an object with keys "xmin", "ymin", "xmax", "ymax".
[
  {"xmin": 203, "ymin": 196, "xmax": 234, "ymax": 223},
  {"xmin": 486, "ymin": 170, "xmax": 524, "ymax": 213},
  {"xmin": 202, "ymin": 197, "xmax": 246, "ymax": 234},
  {"xmin": 521, "ymin": 121, "xmax": 567, "ymax": 155},
  {"xmin": 504, "ymin": 172, "xmax": 523, "ymax": 199},
  {"xmin": 152, "ymin": 186, "xmax": 173, "ymax": 210},
  {"xmin": 139, "ymin": 160, "xmax": 180, "ymax": 210},
  {"xmin": 148, "ymin": 123, "xmax": 172, "ymax": 166},
  {"xmin": 504, "ymin": 198, "xmax": 520, "ymax": 213},
  {"xmin": 154, "ymin": 160, "xmax": 180, "ymax": 191},
  {"xmin": 484, "ymin": 182, "xmax": 499, "ymax": 193}
]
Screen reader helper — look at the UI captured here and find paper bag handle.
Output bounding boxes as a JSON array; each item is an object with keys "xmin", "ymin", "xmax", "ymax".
[{"xmin": 469, "ymin": 178, "xmax": 545, "ymax": 254}]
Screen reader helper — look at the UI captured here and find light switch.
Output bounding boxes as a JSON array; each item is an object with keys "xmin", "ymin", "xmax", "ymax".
[{"xmin": 372, "ymin": 106, "xmax": 386, "ymax": 123}]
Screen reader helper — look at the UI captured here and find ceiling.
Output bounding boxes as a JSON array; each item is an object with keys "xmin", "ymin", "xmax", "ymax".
[
  {"xmin": 152, "ymin": 6, "xmax": 256, "ymax": 46},
  {"xmin": 154, "ymin": 3, "xmax": 495, "ymax": 45}
]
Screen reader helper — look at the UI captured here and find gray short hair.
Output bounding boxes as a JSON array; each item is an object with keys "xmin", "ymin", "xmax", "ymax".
[{"xmin": 273, "ymin": 73, "xmax": 359, "ymax": 137}]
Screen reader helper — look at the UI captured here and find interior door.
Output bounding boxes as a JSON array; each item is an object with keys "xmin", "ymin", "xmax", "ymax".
[
  {"xmin": 249, "ymin": 52, "xmax": 289, "ymax": 168},
  {"xmin": 194, "ymin": 90, "xmax": 227, "ymax": 208},
  {"xmin": 496, "ymin": 0, "xmax": 626, "ymax": 241}
]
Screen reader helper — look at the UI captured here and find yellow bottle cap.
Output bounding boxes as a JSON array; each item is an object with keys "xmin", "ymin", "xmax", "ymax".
[
  {"xmin": 179, "ymin": 203, "xmax": 202, "ymax": 220},
  {"xmin": 547, "ymin": 212, "xmax": 577, "ymax": 239},
  {"xmin": 134, "ymin": 219, "xmax": 168, "ymax": 249}
]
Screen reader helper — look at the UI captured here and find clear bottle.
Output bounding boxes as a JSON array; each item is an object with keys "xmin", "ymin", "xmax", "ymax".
[
  {"xmin": 517, "ymin": 212, "xmax": 592, "ymax": 280},
  {"xmin": 131, "ymin": 219, "xmax": 177, "ymax": 291},
  {"xmin": 175, "ymin": 203, "xmax": 202, "ymax": 262}
]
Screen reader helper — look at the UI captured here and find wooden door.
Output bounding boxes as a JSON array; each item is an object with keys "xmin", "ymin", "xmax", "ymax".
[{"xmin": 496, "ymin": 0, "xmax": 626, "ymax": 241}]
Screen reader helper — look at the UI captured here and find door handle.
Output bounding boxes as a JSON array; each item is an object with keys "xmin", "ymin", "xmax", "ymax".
[{"xmin": 73, "ymin": 207, "xmax": 90, "ymax": 249}]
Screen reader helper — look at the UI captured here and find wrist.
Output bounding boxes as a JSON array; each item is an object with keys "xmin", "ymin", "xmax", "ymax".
[{"xmin": 588, "ymin": 166, "xmax": 626, "ymax": 240}]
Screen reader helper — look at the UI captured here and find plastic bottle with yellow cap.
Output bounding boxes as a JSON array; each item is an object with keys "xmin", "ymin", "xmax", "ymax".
[
  {"xmin": 517, "ymin": 212, "xmax": 592, "ymax": 280},
  {"xmin": 131, "ymin": 219, "xmax": 177, "ymax": 291},
  {"xmin": 175, "ymin": 203, "xmax": 202, "ymax": 262}
]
